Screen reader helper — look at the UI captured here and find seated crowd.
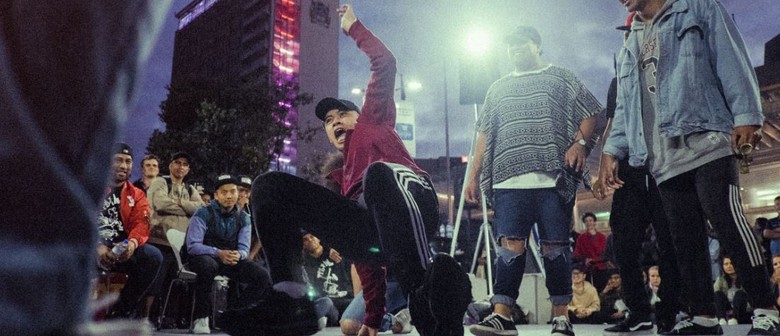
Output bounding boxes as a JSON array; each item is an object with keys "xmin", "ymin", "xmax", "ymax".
[
  {"xmin": 98, "ymin": 144, "xmax": 780, "ymax": 334},
  {"xmin": 95, "ymin": 144, "xmax": 421, "ymax": 335}
]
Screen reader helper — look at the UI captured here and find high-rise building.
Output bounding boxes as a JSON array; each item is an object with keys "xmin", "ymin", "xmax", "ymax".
[{"xmin": 172, "ymin": 0, "xmax": 339, "ymax": 175}]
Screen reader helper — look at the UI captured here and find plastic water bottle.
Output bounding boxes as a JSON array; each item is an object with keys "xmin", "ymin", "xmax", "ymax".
[{"xmin": 111, "ymin": 239, "xmax": 129, "ymax": 255}]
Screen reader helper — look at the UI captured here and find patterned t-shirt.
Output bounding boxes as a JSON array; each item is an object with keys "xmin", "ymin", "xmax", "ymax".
[
  {"xmin": 97, "ymin": 186, "xmax": 127, "ymax": 246},
  {"xmin": 477, "ymin": 65, "xmax": 602, "ymax": 202}
]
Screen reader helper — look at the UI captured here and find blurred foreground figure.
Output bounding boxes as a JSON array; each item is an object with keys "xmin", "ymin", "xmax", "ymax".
[{"xmin": 0, "ymin": 2, "xmax": 168, "ymax": 334}]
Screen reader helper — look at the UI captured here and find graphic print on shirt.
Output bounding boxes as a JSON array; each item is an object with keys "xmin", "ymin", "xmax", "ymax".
[
  {"xmin": 316, "ymin": 259, "xmax": 349, "ymax": 298},
  {"xmin": 97, "ymin": 190, "xmax": 124, "ymax": 243},
  {"xmin": 641, "ymin": 37, "xmax": 658, "ymax": 94}
]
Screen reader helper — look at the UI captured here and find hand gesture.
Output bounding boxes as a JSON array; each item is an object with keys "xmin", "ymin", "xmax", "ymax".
[
  {"xmin": 116, "ymin": 240, "xmax": 136, "ymax": 263},
  {"xmin": 591, "ymin": 177, "xmax": 608, "ymax": 200},
  {"xmin": 565, "ymin": 143, "xmax": 586, "ymax": 172},
  {"xmin": 97, "ymin": 244, "xmax": 116, "ymax": 269},
  {"xmin": 598, "ymin": 154, "xmax": 624, "ymax": 189},
  {"xmin": 731, "ymin": 125, "xmax": 762, "ymax": 153},
  {"xmin": 575, "ymin": 308, "xmax": 590, "ymax": 318},
  {"xmin": 337, "ymin": 4, "xmax": 357, "ymax": 34},
  {"xmin": 465, "ymin": 177, "xmax": 481, "ymax": 204},
  {"xmin": 329, "ymin": 248, "xmax": 343, "ymax": 263},
  {"xmin": 357, "ymin": 324, "xmax": 378, "ymax": 336},
  {"xmin": 218, "ymin": 250, "xmax": 240, "ymax": 265}
]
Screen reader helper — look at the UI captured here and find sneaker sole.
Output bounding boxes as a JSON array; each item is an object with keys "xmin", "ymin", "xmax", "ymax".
[
  {"xmin": 468, "ymin": 324, "xmax": 519, "ymax": 336},
  {"xmin": 603, "ymin": 322, "xmax": 654, "ymax": 336}
]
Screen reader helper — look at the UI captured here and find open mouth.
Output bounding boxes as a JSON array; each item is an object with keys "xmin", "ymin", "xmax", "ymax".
[{"xmin": 334, "ymin": 127, "xmax": 346, "ymax": 141}]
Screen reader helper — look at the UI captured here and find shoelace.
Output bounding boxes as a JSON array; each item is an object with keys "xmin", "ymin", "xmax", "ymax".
[
  {"xmin": 752, "ymin": 315, "xmax": 778, "ymax": 331},
  {"xmin": 552, "ymin": 317, "xmax": 569, "ymax": 330}
]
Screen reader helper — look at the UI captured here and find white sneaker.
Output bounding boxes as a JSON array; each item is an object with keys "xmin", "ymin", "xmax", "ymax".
[
  {"xmin": 192, "ymin": 317, "xmax": 210, "ymax": 334},
  {"xmin": 392, "ymin": 308, "xmax": 413, "ymax": 334},
  {"xmin": 727, "ymin": 318, "xmax": 738, "ymax": 325},
  {"xmin": 718, "ymin": 318, "xmax": 727, "ymax": 326},
  {"xmin": 318, "ymin": 316, "xmax": 327, "ymax": 330}
]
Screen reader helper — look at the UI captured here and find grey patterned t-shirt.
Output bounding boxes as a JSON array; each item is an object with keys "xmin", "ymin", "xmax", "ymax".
[{"xmin": 477, "ymin": 65, "xmax": 602, "ymax": 202}]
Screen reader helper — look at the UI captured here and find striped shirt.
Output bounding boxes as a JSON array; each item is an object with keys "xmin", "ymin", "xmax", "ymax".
[{"xmin": 477, "ymin": 65, "xmax": 602, "ymax": 202}]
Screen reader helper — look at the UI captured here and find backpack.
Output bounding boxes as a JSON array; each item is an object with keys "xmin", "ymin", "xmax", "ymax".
[{"xmin": 164, "ymin": 176, "xmax": 193, "ymax": 198}]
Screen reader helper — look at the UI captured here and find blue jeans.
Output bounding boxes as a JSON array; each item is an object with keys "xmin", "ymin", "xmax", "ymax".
[
  {"xmin": 491, "ymin": 188, "xmax": 574, "ymax": 307},
  {"xmin": 340, "ymin": 280, "xmax": 406, "ymax": 331},
  {"xmin": 771, "ymin": 240, "xmax": 780, "ymax": 257}
]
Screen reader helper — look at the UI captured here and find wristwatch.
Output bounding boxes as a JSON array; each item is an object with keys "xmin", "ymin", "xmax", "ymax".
[{"xmin": 575, "ymin": 139, "xmax": 587, "ymax": 146}]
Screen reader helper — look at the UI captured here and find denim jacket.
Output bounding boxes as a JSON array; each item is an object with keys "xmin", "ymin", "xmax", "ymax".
[{"xmin": 603, "ymin": 0, "xmax": 763, "ymax": 167}]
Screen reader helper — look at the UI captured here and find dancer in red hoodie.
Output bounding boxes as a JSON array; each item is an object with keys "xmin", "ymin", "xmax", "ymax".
[{"xmin": 227, "ymin": 5, "xmax": 471, "ymax": 336}]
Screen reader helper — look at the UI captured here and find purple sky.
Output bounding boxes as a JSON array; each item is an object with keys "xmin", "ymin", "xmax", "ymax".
[{"xmin": 124, "ymin": 0, "xmax": 780, "ymax": 162}]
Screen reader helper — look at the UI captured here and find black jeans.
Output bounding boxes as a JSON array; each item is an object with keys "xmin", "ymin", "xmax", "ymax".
[
  {"xmin": 250, "ymin": 162, "xmax": 438, "ymax": 295},
  {"xmin": 658, "ymin": 156, "xmax": 771, "ymax": 315},
  {"xmin": 148, "ymin": 243, "xmax": 178, "ymax": 296},
  {"xmin": 610, "ymin": 160, "xmax": 681, "ymax": 318},
  {"xmin": 188, "ymin": 255, "xmax": 271, "ymax": 319},
  {"xmin": 109, "ymin": 244, "xmax": 163, "ymax": 315},
  {"xmin": 714, "ymin": 290, "xmax": 751, "ymax": 323}
]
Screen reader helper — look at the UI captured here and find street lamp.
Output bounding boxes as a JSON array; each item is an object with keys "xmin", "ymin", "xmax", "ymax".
[{"xmin": 350, "ymin": 74, "xmax": 422, "ymax": 99}]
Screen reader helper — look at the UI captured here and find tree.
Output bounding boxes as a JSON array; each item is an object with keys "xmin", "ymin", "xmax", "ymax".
[{"xmin": 148, "ymin": 75, "xmax": 312, "ymax": 185}]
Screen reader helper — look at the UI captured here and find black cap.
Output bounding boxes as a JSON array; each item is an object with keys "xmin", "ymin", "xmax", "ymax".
[
  {"xmin": 315, "ymin": 97, "xmax": 360, "ymax": 121},
  {"xmin": 113, "ymin": 143, "xmax": 133, "ymax": 157},
  {"xmin": 238, "ymin": 175, "xmax": 252, "ymax": 189},
  {"xmin": 505, "ymin": 25, "xmax": 542, "ymax": 46},
  {"xmin": 213, "ymin": 174, "xmax": 237, "ymax": 190},
  {"xmin": 171, "ymin": 151, "xmax": 192, "ymax": 163}
]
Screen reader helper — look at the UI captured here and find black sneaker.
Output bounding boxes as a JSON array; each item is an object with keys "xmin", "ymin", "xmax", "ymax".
[
  {"xmin": 216, "ymin": 290, "xmax": 319, "ymax": 336},
  {"xmin": 747, "ymin": 314, "xmax": 780, "ymax": 335},
  {"xmin": 551, "ymin": 315, "xmax": 575, "ymax": 336},
  {"xmin": 427, "ymin": 253, "xmax": 472, "ymax": 336},
  {"xmin": 603, "ymin": 312, "xmax": 653, "ymax": 335},
  {"xmin": 409, "ymin": 287, "xmax": 436, "ymax": 336},
  {"xmin": 656, "ymin": 317, "xmax": 677, "ymax": 335},
  {"xmin": 468, "ymin": 313, "xmax": 517, "ymax": 336},
  {"xmin": 660, "ymin": 317, "xmax": 723, "ymax": 335}
]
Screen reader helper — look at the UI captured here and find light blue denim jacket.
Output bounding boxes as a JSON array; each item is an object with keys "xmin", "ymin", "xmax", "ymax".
[{"xmin": 603, "ymin": 0, "xmax": 764, "ymax": 167}]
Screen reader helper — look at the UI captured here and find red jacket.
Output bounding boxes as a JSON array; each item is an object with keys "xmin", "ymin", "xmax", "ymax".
[
  {"xmin": 328, "ymin": 20, "xmax": 427, "ymax": 200},
  {"xmin": 327, "ymin": 21, "xmax": 428, "ymax": 329},
  {"xmin": 118, "ymin": 180, "xmax": 151, "ymax": 246}
]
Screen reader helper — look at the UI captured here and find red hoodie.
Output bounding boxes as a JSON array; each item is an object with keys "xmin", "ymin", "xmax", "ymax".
[
  {"xmin": 327, "ymin": 20, "xmax": 428, "ymax": 329},
  {"xmin": 327, "ymin": 20, "xmax": 427, "ymax": 200}
]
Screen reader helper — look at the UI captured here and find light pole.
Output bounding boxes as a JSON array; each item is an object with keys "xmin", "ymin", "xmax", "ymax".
[{"xmin": 448, "ymin": 27, "xmax": 500, "ymax": 296}]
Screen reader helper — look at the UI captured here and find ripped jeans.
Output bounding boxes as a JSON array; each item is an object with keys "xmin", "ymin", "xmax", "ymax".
[{"xmin": 491, "ymin": 188, "xmax": 574, "ymax": 307}]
